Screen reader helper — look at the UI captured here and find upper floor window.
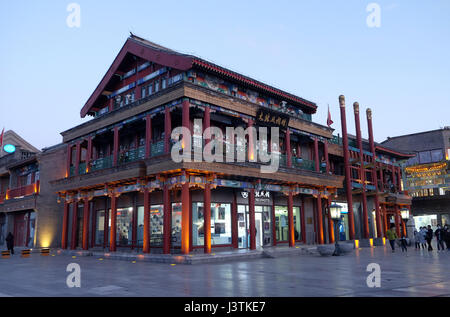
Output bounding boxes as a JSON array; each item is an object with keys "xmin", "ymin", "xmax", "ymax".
[{"xmin": 431, "ymin": 149, "xmax": 443, "ymax": 162}]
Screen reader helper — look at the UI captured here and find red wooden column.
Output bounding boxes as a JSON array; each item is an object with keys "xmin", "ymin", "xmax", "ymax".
[
  {"xmin": 339, "ymin": 96, "xmax": 355, "ymax": 240},
  {"xmin": 327, "ymin": 198, "xmax": 334, "ymax": 243},
  {"xmin": 392, "ymin": 164, "xmax": 397, "ymax": 190},
  {"xmin": 354, "ymin": 102, "xmax": 370, "ymax": 239},
  {"xmin": 66, "ymin": 144, "xmax": 72, "ymax": 177},
  {"xmin": 182, "ymin": 100, "xmax": 190, "ymax": 150},
  {"xmin": 204, "ymin": 183, "xmax": 211, "ymax": 253},
  {"xmin": 164, "ymin": 107, "xmax": 172, "ymax": 154},
  {"xmin": 70, "ymin": 201, "xmax": 78, "ymax": 250},
  {"xmin": 163, "ymin": 183, "xmax": 171, "ymax": 254},
  {"xmin": 113, "ymin": 126, "xmax": 119, "ymax": 167},
  {"xmin": 394, "ymin": 204, "xmax": 401, "ymax": 237},
  {"xmin": 181, "ymin": 171, "xmax": 190, "ymax": 255},
  {"xmin": 286, "ymin": 129, "xmax": 292, "ymax": 168},
  {"xmin": 248, "ymin": 119, "xmax": 255, "ymax": 162},
  {"xmin": 382, "ymin": 204, "xmax": 388, "ymax": 238},
  {"xmin": 74, "ymin": 141, "xmax": 81, "ymax": 176},
  {"xmin": 316, "ymin": 196, "xmax": 324, "ymax": 244},
  {"xmin": 61, "ymin": 201, "xmax": 69, "ymax": 249},
  {"xmin": 103, "ymin": 197, "xmax": 109, "ymax": 248},
  {"xmin": 82, "ymin": 197, "xmax": 90, "ymax": 250},
  {"xmin": 249, "ymin": 188, "xmax": 256, "ymax": 250},
  {"xmin": 145, "ymin": 115, "xmax": 152, "ymax": 158},
  {"xmin": 301, "ymin": 196, "xmax": 306, "ymax": 243},
  {"xmin": 324, "ymin": 140, "xmax": 330, "ymax": 173},
  {"xmin": 204, "ymin": 106, "xmax": 211, "ymax": 146},
  {"xmin": 271, "ymin": 196, "xmax": 277, "ymax": 246},
  {"xmin": 86, "ymin": 136, "xmax": 92, "ymax": 173},
  {"xmin": 109, "ymin": 194, "xmax": 117, "ymax": 252},
  {"xmin": 402, "ymin": 215, "xmax": 407, "ymax": 237},
  {"xmin": 397, "ymin": 166, "xmax": 402, "ymax": 191},
  {"xmin": 367, "ymin": 108, "xmax": 383, "ymax": 238},
  {"xmin": 314, "ymin": 138, "xmax": 320, "ymax": 172},
  {"xmin": 287, "ymin": 192, "xmax": 295, "ymax": 247},
  {"xmin": 108, "ymin": 98, "xmax": 114, "ymax": 112},
  {"xmin": 143, "ymin": 188, "xmax": 150, "ymax": 253}
]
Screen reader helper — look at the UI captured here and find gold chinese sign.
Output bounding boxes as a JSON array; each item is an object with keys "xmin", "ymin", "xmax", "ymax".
[{"xmin": 256, "ymin": 108, "xmax": 290, "ymax": 129}]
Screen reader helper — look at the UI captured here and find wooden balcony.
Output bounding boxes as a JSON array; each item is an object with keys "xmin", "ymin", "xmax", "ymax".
[{"xmin": 5, "ymin": 181, "xmax": 39, "ymax": 199}]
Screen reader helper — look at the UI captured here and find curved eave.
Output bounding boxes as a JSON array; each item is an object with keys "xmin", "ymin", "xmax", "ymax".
[
  {"xmin": 80, "ymin": 38, "xmax": 194, "ymax": 118},
  {"xmin": 375, "ymin": 145, "xmax": 415, "ymax": 159},
  {"xmin": 193, "ymin": 59, "xmax": 317, "ymax": 113}
]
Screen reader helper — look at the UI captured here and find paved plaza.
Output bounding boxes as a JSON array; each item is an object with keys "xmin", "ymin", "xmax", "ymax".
[{"xmin": 1, "ymin": 244, "xmax": 449, "ymax": 297}]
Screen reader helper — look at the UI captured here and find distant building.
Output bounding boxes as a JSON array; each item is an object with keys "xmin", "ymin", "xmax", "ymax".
[
  {"xmin": 382, "ymin": 127, "xmax": 450, "ymax": 230},
  {"xmin": 0, "ymin": 130, "xmax": 64, "ymax": 248}
]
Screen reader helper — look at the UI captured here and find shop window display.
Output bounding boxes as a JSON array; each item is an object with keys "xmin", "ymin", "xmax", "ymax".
[
  {"xmin": 192, "ymin": 202, "xmax": 231, "ymax": 246},
  {"xmin": 116, "ymin": 207, "xmax": 133, "ymax": 246},
  {"xmin": 150, "ymin": 205, "xmax": 164, "ymax": 247}
]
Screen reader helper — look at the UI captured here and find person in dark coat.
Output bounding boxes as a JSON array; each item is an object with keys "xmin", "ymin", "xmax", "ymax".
[
  {"xmin": 426, "ymin": 225, "xmax": 433, "ymax": 251},
  {"xmin": 5, "ymin": 232, "xmax": 14, "ymax": 255},
  {"xmin": 443, "ymin": 224, "xmax": 450, "ymax": 250},
  {"xmin": 435, "ymin": 224, "xmax": 446, "ymax": 251}
]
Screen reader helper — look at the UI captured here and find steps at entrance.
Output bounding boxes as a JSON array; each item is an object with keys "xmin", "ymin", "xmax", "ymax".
[{"xmin": 55, "ymin": 245, "xmax": 319, "ymax": 264}]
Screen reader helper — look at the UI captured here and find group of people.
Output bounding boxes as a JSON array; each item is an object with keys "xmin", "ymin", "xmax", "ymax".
[
  {"xmin": 386, "ymin": 224, "xmax": 450, "ymax": 253},
  {"xmin": 414, "ymin": 224, "xmax": 450, "ymax": 251}
]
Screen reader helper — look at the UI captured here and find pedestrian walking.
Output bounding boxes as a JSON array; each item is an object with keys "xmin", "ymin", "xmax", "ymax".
[
  {"xmin": 426, "ymin": 225, "xmax": 434, "ymax": 251},
  {"xmin": 443, "ymin": 224, "xmax": 450, "ymax": 250},
  {"xmin": 400, "ymin": 234, "xmax": 408, "ymax": 253},
  {"xmin": 435, "ymin": 224, "xmax": 446, "ymax": 251},
  {"xmin": 386, "ymin": 224, "xmax": 398, "ymax": 252},
  {"xmin": 419, "ymin": 227, "xmax": 427, "ymax": 249},
  {"xmin": 414, "ymin": 229, "xmax": 420, "ymax": 249},
  {"xmin": 5, "ymin": 232, "xmax": 14, "ymax": 255}
]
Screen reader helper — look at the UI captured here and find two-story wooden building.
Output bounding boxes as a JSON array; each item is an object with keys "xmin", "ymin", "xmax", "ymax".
[{"xmin": 51, "ymin": 34, "xmax": 345, "ymax": 254}]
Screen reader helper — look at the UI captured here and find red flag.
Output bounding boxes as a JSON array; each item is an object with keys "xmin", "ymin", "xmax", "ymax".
[
  {"xmin": 327, "ymin": 105, "xmax": 333, "ymax": 127},
  {"xmin": 0, "ymin": 128, "xmax": 4, "ymax": 148}
]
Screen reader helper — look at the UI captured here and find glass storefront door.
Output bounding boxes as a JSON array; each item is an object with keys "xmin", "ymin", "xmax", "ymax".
[{"xmin": 237, "ymin": 205, "xmax": 272, "ymax": 248}]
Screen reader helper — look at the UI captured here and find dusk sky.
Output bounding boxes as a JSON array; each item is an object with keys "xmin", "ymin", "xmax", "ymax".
[{"xmin": 1, "ymin": 0, "xmax": 449, "ymax": 150}]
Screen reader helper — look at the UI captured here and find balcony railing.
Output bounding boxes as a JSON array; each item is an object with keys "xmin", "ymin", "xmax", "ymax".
[
  {"xmin": 119, "ymin": 146, "xmax": 145, "ymax": 164},
  {"xmin": 292, "ymin": 157, "xmax": 316, "ymax": 171},
  {"xmin": 67, "ymin": 139, "xmax": 333, "ymax": 177},
  {"xmin": 329, "ymin": 135, "xmax": 342, "ymax": 146},
  {"xmin": 6, "ymin": 181, "xmax": 39, "ymax": 199},
  {"xmin": 151, "ymin": 140, "xmax": 165, "ymax": 157},
  {"xmin": 90, "ymin": 155, "xmax": 113, "ymax": 172}
]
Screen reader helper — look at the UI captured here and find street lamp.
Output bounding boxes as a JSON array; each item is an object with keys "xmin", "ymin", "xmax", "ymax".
[
  {"xmin": 330, "ymin": 202, "xmax": 343, "ymax": 256},
  {"xmin": 400, "ymin": 207, "xmax": 410, "ymax": 238}
]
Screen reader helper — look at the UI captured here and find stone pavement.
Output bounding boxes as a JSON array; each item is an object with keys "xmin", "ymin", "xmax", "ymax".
[{"xmin": 0, "ymin": 244, "xmax": 449, "ymax": 297}]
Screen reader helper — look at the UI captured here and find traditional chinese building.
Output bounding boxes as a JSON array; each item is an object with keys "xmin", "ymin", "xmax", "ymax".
[
  {"xmin": 50, "ymin": 34, "xmax": 347, "ymax": 254},
  {"xmin": 48, "ymin": 34, "xmax": 415, "ymax": 254},
  {"xmin": 382, "ymin": 127, "xmax": 450, "ymax": 231}
]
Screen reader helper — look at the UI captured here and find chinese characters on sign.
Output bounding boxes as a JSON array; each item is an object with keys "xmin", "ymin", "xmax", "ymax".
[{"xmin": 256, "ymin": 108, "xmax": 290, "ymax": 129}]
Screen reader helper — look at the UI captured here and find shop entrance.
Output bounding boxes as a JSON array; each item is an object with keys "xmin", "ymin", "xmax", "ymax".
[{"xmin": 237, "ymin": 205, "xmax": 272, "ymax": 249}]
